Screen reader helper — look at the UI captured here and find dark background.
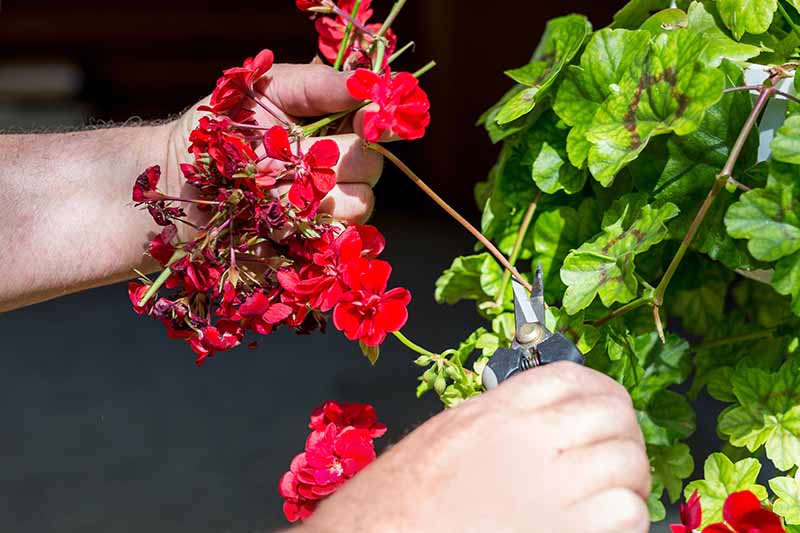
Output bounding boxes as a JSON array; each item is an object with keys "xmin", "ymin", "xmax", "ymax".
[{"xmin": 0, "ymin": 1, "xmax": 689, "ymax": 531}]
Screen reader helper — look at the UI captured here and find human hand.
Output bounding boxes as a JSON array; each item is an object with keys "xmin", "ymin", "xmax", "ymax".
[
  {"xmin": 298, "ymin": 362, "xmax": 650, "ymax": 533},
  {"xmin": 167, "ymin": 62, "xmax": 383, "ymax": 235}
]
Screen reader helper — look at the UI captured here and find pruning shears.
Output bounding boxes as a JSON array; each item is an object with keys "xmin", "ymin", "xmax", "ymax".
[{"xmin": 481, "ymin": 264, "xmax": 585, "ymax": 390}]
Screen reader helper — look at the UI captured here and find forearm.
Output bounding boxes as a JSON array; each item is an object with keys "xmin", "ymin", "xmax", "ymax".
[{"xmin": 0, "ymin": 123, "xmax": 179, "ymax": 312}]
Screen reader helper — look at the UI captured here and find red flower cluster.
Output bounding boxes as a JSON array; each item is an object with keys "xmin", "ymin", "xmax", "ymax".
[
  {"xmin": 671, "ymin": 491, "xmax": 786, "ymax": 533},
  {"xmin": 130, "ymin": 46, "xmax": 411, "ymax": 365},
  {"xmin": 347, "ymin": 67, "xmax": 431, "ymax": 142},
  {"xmin": 279, "ymin": 401, "xmax": 386, "ymax": 522}
]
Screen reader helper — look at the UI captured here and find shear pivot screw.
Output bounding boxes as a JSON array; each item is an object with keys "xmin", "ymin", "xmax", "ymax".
[{"xmin": 517, "ymin": 323, "xmax": 545, "ymax": 345}]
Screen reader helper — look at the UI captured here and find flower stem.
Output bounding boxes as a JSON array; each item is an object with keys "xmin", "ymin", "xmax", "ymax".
[
  {"xmin": 412, "ymin": 60, "xmax": 437, "ymax": 79},
  {"xmin": 388, "ymin": 41, "xmax": 415, "ymax": 64},
  {"xmin": 372, "ymin": 0, "xmax": 407, "ymax": 72},
  {"xmin": 333, "ymin": 0, "xmax": 362, "ymax": 70},
  {"xmin": 138, "ymin": 250, "xmax": 188, "ymax": 306},
  {"xmin": 593, "ymin": 295, "xmax": 652, "ymax": 328},
  {"xmin": 302, "ymin": 102, "xmax": 369, "ymax": 137},
  {"xmin": 653, "ymin": 85, "xmax": 774, "ymax": 307},
  {"xmin": 778, "ymin": 1, "xmax": 800, "ymax": 43},
  {"xmin": 495, "ymin": 193, "xmax": 540, "ymax": 306},
  {"xmin": 392, "ymin": 331, "xmax": 438, "ymax": 358},
  {"xmin": 368, "ymin": 142, "xmax": 533, "ymax": 292}
]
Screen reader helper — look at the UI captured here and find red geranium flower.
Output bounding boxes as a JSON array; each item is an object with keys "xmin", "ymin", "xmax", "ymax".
[
  {"xmin": 147, "ymin": 225, "xmax": 178, "ymax": 267},
  {"xmin": 671, "ymin": 491, "xmax": 702, "ymax": 533},
  {"xmin": 703, "ymin": 491, "xmax": 785, "ymax": 533},
  {"xmin": 347, "ymin": 67, "xmax": 431, "ymax": 142},
  {"xmin": 188, "ymin": 117, "xmax": 258, "ymax": 181},
  {"xmin": 279, "ymin": 402, "xmax": 385, "ymax": 523},
  {"xmin": 264, "ymin": 126, "xmax": 339, "ymax": 217},
  {"xmin": 309, "ymin": 401, "xmax": 387, "ymax": 439},
  {"xmin": 208, "ymin": 49, "xmax": 274, "ymax": 120},
  {"xmin": 333, "ymin": 258, "xmax": 411, "ymax": 346},
  {"xmin": 189, "ymin": 320, "xmax": 244, "ymax": 366},
  {"xmin": 238, "ymin": 290, "xmax": 294, "ymax": 335}
]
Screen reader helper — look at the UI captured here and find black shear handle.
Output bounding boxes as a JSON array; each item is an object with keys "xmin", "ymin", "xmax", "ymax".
[{"xmin": 482, "ymin": 333, "xmax": 585, "ymax": 390}]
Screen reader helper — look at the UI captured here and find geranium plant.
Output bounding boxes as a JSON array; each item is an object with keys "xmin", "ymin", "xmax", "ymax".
[{"xmin": 128, "ymin": 0, "xmax": 800, "ymax": 527}]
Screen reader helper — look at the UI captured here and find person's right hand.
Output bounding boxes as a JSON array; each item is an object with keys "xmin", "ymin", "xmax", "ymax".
[{"xmin": 298, "ymin": 362, "xmax": 651, "ymax": 533}]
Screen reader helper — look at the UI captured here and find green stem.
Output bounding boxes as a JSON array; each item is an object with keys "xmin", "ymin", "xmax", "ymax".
[
  {"xmin": 393, "ymin": 331, "xmax": 438, "ymax": 357},
  {"xmin": 302, "ymin": 102, "xmax": 368, "ymax": 137},
  {"xmin": 653, "ymin": 86, "xmax": 775, "ymax": 306},
  {"xmin": 369, "ymin": 142, "xmax": 533, "ymax": 292},
  {"xmin": 388, "ymin": 41, "xmax": 415, "ymax": 64},
  {"xmin": 693, "ymin": 330, "xmax": 774, "ymax": 352},
  {"xmin": 372, "ymin": 0, "xmax": 408, "ymax": 72},
  {"xmin": 779, "ymin": 1, "xmax": 800, "ymax": 43},
  {"xmin": 495, "ymin": 193, "xmax": 541, "ymax": 306},
  {"xmin": 593, "ymin": 296, "xmax": 652, "ymax": 328},
  {"xmin": 138, "ymin": 250, "xmax": 188, "ymax": 306},
  {"xmin": 333, "ymin": 0, "xmax": 362, "ymax": 70},
  {"xmin": 412, "ymin": 60, "xmax": 437, "ymax": 79}
]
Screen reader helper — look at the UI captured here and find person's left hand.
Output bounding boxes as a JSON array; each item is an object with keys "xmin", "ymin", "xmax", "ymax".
[{"xmin": 166, "ymin": 62, "xmax": 384, "ymax": 235}]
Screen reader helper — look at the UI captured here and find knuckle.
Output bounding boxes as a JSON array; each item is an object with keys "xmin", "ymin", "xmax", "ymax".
[{"xmin": 608, "ymin": 489, "xmax": 650, "ymax": 531}]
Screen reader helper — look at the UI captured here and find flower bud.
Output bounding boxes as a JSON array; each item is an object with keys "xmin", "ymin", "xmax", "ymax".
[
  {"xmin": 434, "ymin": 375, "xmax": 447, "ymax": 395},
  {"xmin": 414, "ymin": 355, "xmax": 432, "ymax": 366}
]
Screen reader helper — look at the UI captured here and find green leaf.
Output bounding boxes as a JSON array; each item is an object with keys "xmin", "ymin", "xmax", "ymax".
[
  {"xmin": 772, "ymin": 115, "xmax": 800, "ymax": 164},
  {"xmin": 647, "ymin": 481, "xmax": 668, "ymax": 521},
  {"xmin": 717, "ymin": 0, "xmax": 778, "ymax": 40},
  {"xmin": 726, "ymin": 162, "xmax": 800, "ymax": 261},
  {"xmin": 770, "ymin": 469, "xmax": 800, "ymax": 525},
  {"xmin": 531, "ymin": 139, "xmax": 588, "ymax": 195},
  {"xmin": 686, "ymin": 1, "xmax": 763, "ymax": 66},
  {"xmin": 554, "ymin": 28, "xmax": 652, "ymax": 167},
  {"xmin": 774, "ymin": 251, "xmax": 800, "ymax": 315},
  {"xmin": 561, "ymin": 195, "xmax": 679, "ymax": 314},
  {"xmin": 670, "ymin": 257, "xmax": 734, "ymax": 335},
  {"xmin": 586, "ymin": 29, "xmax": 725, "ymax": 185},
  {"xmin": 640, "ymin": 8, "xmax": 689, "ymax": 34},
  {"xmin": 650, "ymin": 443, "xmax": 695, "ymax": 502},
  {"xmin": 435, "ymin": 253, "xmax": 503, "ymax": 305},
  {"xmin": 533, "ymin": 199, "xmax": 601, "ymax": 299},
  {"xmin": 638, "ymin": 389, "xmax": 696, "ymax": 445},
  {"xmin": 684, "ymin": 453, "xmax": 768, "ymax": 527},
  {"xmin": 636, "ymin": 60, "xmax": 759, "ymax": 270},
  {"xmin": 495, "ymin": 15, "xmax": 592, "ymax": 125},
  {"xmin": 612, "ymin": 0, "xmax": 674, "ymax": 28},
  {"xmin": 718, "ymin": 361, "xmax": 800, "ymax": 471}
]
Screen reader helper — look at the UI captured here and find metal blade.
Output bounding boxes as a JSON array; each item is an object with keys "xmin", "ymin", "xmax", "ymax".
[
  {"xmin": 531, "ymin": 262, "xmax": 546, "ymax": 324},
  {"xmin": 513, "ymin": 279, "xmax": 538, "ymax": 328}
]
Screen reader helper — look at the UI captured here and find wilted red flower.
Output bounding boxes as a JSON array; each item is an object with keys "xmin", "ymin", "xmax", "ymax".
[
  {"xmin": 671, "ymin": 491, "xmax": 702, "ymax": 533},
  {"xmin": 310, "ymin": 401, "xmax": 387, "ymax": 439},
  {"xmin": 703, "ymin": 491, "xmax": 785, "ymax": 533},
  {"xmin": 208, "ymin": 49, "xmax": 274, "ymax": 119},
  {"xmin": 128, "ymin": 282, "xmax": 152, "ymax": 315},
  {"xmin": 147, "ymin": 225, "xmax": 178, "ymax": 267},
  {"xmin": 188, "ymin": 117, "xmax": 258, "ymax": 181},
  {"xmin": 279, "ymin": 402, "xmax": 385, "ymax": 523},
  {"xmin": 132, "ymin": 166, "xmax": 163, "ymax": 202},
  {"xmin": 264, "ymin": 126, "xmax": 339, "ymax": 216},
  {"xmin": 347, "ymin": 67, "xmax": 431, "ymax": 141},
  {"xmin": 333, "ymin": 258, "xmax": 411, "ymax": 346}
]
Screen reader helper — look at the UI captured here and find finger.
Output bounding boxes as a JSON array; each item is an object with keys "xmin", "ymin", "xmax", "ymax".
[
  {"xmin": 353, "ymin": 103, "xmax": 402, "ymax": 142},
  {"xmin": 319, "ymin": 184, "xmax": 375, "ymax": 224},
  {"xmin": 255, "ymin": 134, "xmax": 383, "ymax": 187},
  {"xmin": 491, "ymin": 361, "xmax": 632, "ymax": 412},
  {"xmin": 555, "ymin": 438, "xmax": 652, "ymax": 503},
  {"xmin": 536, "ymin": 394, "xmax": 643, "ymax": 452},
  {"xmin": 564, "ymin": 488, "xmax": 649, "ymax": 533},
  {"xmin": 262, "ymin": 63, "xmax": 361, "ymax": 117}
]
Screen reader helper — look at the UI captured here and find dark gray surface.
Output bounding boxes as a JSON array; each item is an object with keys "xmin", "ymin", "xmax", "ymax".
[{"xmin": 0, "ymin": 209, "xmax": 485, "ymax": 532}]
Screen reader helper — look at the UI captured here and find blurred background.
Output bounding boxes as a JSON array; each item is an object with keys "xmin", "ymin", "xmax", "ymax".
[{"xmin": 0, "ymin": 1, "xmax": 705, "ymax": 531}]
